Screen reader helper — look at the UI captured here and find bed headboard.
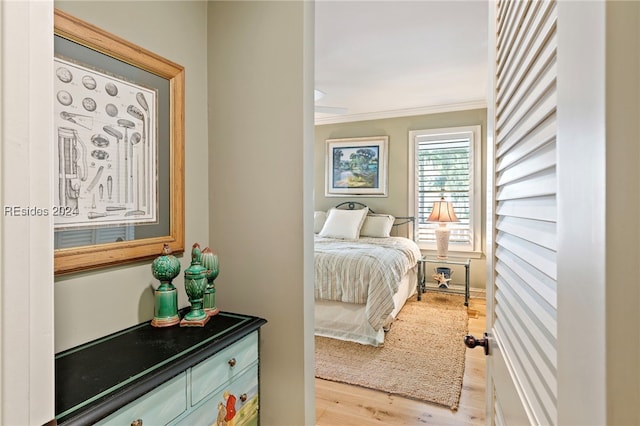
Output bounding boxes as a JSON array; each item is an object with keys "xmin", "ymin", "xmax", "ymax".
[{"xmin": 334, "ymin": 201, "xmax": 416, "ymax": 241}]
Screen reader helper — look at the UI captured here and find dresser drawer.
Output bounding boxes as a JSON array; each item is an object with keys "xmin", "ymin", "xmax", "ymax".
[
  {"xmin": 95, "ymin": 372, "xmax": 187, "ymax": 426},
  {"xmin": 176, "ymin": 364, "xmax": 258, "ymax": 426},
  {"xmin": 190, "ymin": 331, "xmax": 258, "ymax": 406}
]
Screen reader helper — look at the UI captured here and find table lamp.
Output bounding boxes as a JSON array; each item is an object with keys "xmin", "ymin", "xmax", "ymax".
[{"xmin": 427, "ymin": 196, "xmax": 458, "ymax": 259}]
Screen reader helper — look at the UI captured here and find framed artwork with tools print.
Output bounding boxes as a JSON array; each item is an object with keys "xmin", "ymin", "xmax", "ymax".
[{"xmin": 53, "ymin": 9, "xmax": 185, "ymax": 274}]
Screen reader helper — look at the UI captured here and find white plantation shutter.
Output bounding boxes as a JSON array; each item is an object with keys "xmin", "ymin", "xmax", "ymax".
[
  {"xmin": 54, "ymin": 227, "xmax": 135, "ymax": 249},
  {"xmin": 409, "ymin": 126, "xmax": 481, "ymax": 253},
  {"xmin": 492, "ymin": 0, "xmax": 558, "ymax": 424},
  {"xmin": 418, "ymin": 137, "xmax": 471, "ymax": 245}
]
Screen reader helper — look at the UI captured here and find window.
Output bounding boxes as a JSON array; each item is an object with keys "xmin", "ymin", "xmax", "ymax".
[{"xmin": 408, "ymin": 125, "xmax": 481, "ymax": 255}]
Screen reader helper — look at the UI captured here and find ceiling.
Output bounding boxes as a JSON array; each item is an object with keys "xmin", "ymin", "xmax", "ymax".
[{"xmin": 314, "ymin": 1, "xmax": 489, "ymax": 124}]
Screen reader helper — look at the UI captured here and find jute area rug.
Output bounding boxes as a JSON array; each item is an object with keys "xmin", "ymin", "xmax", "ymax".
[{"xmin": 315, "ymin": 293, "xmax": 468, "ymax": 410}]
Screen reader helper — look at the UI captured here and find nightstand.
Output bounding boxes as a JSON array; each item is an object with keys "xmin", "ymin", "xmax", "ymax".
[{"xmin": 417, "ymin": 256, "xmax": 470, "ymax": 306}]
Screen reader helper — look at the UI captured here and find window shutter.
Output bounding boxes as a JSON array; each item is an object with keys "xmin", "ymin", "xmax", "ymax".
[
  {"xmin": 417, "ymin": 136, "xmax": 471, "ymax": 246},
  {"xmin": 410, "ymin": 125, "xmax": 480, "ymax": 254},
  {"xmin": 492, "ymin": 0, "xmax": 558, "ymax": 424},
  {"xmin": 55, "ymin": 227, "xmax": 134, "ymax": 249}
]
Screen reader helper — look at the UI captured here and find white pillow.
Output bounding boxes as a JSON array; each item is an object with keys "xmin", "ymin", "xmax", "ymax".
[
  {"xmin": 319, "ymin": 208, "xmax": 368, "ymax": 239},
  {"xmin": 360, "ymin": 214, "xmax": 395, "ymax": 238},
  {"xmin": 314, "ymin": 211, "xmax": 327, "ymax": 234}
]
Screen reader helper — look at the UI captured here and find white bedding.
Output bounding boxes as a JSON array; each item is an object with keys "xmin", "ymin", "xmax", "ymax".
[
  {"xmin": 315, "ymin": 269, "xmax": 417, "ymax": 346},
  {"xmin": 314, "ymin": 235, "xmax": 421, "ymax": 345}
]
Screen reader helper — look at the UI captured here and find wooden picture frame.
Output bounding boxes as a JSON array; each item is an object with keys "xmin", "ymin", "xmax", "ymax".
[
  {"xmin": 325, "ymin": 136, "xmax": 389, "ymax": 197},
  {"xmin": 53, "ymin": 9, "xmax": 184, "ymax": 274}
]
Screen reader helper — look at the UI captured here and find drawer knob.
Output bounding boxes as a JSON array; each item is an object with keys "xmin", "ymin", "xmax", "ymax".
[
  {"xmin": 240, "ymin": 393, "xmax": 247, "ymax": 402},
  {"xmin": 228, "ymin": 358, "xmax": 237, "ymax": 367},
  {"xmin": 131, "ymin": 420, "xmax": 143, "ymax": 426}
]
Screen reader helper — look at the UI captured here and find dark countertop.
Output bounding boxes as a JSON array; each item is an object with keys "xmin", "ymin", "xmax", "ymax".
[{"xmin": 55, "ymin": 311, "xmax": 266, "ymax": 426}]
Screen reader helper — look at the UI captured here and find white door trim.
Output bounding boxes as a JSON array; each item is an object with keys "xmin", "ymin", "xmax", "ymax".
[{"xmin": 0, "ymin": 1, "xmax": 55, "ymax": 424}]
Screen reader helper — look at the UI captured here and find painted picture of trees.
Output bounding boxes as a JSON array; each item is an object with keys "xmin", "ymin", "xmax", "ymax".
[
  {"xmin": 332, "ymin": 145, "xmax": 379, "ymax": 188},
  {"xmin": 325, "ymin": 136, "xmax": 389, "ymax": 197}
]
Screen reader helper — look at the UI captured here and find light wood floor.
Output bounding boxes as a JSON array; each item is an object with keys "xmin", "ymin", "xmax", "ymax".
[{"xmin": 316, "ymin": 297, "xmax": 487, "ymax": 426}]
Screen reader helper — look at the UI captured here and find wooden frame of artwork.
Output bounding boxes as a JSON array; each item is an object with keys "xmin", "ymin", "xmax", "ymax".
[{"xmin": 53, "ymin": 9, "xmax": 184, "ymax": 274}]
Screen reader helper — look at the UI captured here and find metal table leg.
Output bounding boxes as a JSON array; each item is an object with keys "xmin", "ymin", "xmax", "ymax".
[
  {"xmin": 417, "ymin": 259, "xmax": 425, "ymax": 300},
  {"xmin": 464, "ymin": 263, "xmax": 470, "ymax": 306}
]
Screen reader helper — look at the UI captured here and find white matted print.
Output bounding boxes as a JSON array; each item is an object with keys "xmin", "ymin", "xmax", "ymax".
[{"xmin": 54, "ymin": 56, "xmax": 157, "ymax": 229}]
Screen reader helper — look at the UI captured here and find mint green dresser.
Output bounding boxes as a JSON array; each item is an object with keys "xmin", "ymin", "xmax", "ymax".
[{"xmin": 56, "ymin": 312, "xmax": 266, "ymax": 425}]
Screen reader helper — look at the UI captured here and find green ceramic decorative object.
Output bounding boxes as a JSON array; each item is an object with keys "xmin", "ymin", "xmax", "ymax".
[
  {"xmin": 151, "ymin": 244, "xmax": 181, "ymax": 327},
  {"xmin": 180, "ymin": 243, "xmax": 210, "ymax": 327},
  {"xmin": 201, "ymin": 247, "xmax": 220, "ymax": 317}
]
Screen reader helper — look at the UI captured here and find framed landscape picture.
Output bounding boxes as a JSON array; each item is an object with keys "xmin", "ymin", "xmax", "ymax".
[{"xmin": 325, "ymin": 136, "xmax": 389, "ymax": 197}]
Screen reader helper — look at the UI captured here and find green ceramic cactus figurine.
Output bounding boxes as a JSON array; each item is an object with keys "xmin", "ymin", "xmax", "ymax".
[
  {"xmin": 180, "ymin": 243, "xmax": 210, "ymax": 327},
  {"xmin": 151, "ymin": 243, "xmax": 181, "ymax": 327},
  {"xmin": 201, "ymin": 247, "xmax": 220, "ymax": 317}
]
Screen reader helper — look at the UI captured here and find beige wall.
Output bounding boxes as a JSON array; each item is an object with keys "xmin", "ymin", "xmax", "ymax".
[
  {"xmin": 603, "ymin": 3, "xmax": 640, "ymax": 422},
  {"xmin": 53, "ymin": 1, "xmax": 210, "ymax": 350},
  {"xmin": 315, "ymin": 109, "xmax": 488, "ymax": 289},
  {"xmin": 53, "ymin": 2, "xmax": 315, "ymax": 425},
  {"xmin": 207, "ymin": 2, "xmax": 315, "ymax": 425}
]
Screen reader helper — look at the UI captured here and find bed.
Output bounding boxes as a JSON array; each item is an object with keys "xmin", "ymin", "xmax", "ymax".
[{"xmin": 314, "ymin": 202, "xmax": 422, "ymax": 346}]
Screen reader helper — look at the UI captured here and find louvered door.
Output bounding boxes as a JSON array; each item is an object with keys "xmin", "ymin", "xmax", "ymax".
[{"xmin": 488, "ymin": 0, "xmax": 558, "ymax": 424}]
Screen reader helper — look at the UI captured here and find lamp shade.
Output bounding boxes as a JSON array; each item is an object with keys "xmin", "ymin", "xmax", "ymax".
[{"xmin": 427, "ymin": 197, "xmax": 458, "ymax": 223}]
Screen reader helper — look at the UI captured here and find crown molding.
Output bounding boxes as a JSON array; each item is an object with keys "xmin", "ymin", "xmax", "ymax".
[{"xmin": 314, "ymin": 99, "xmax": 487, "ymax": 125}]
